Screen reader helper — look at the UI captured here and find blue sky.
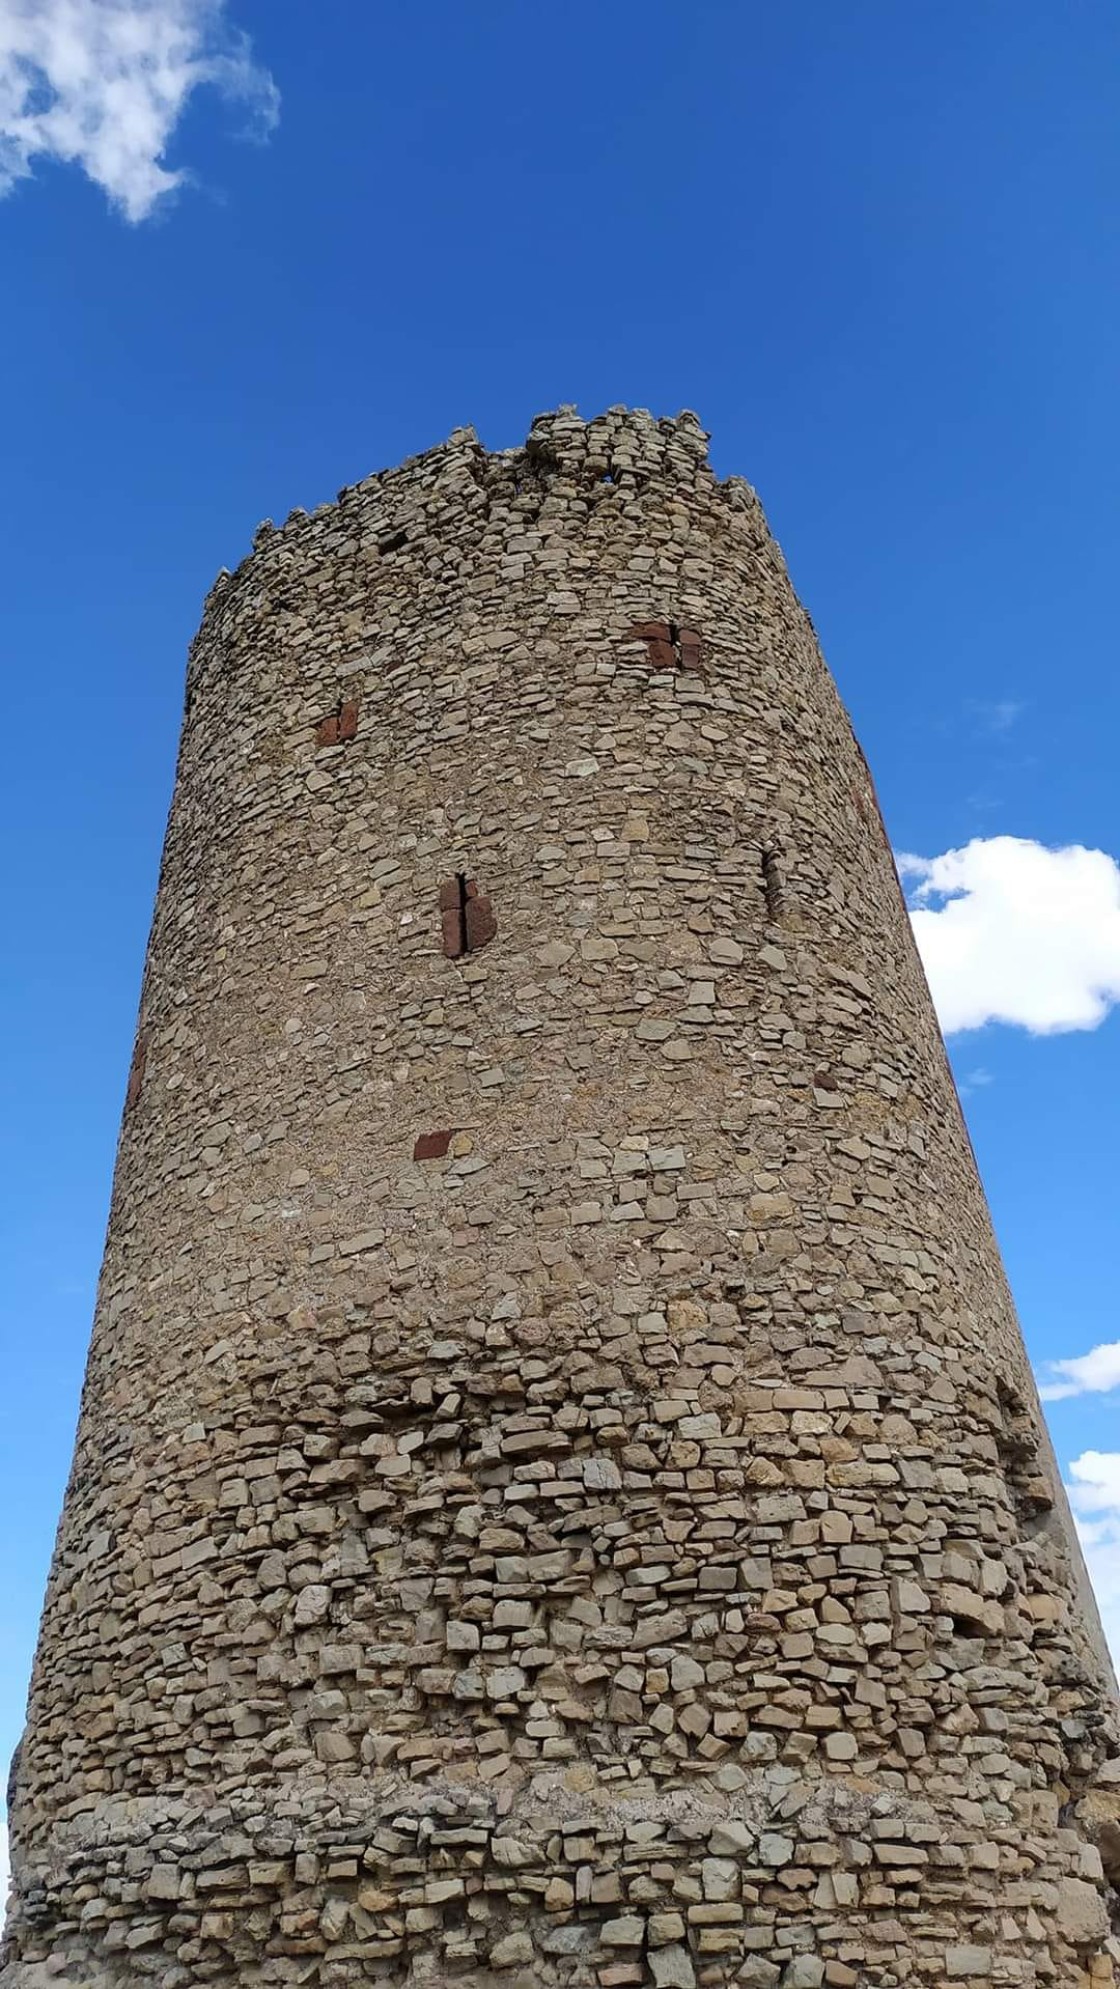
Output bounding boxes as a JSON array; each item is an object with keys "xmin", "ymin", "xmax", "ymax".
[{"xmin": 2, "ymin": 0, "xmax": 1120, "ymax": 1884}]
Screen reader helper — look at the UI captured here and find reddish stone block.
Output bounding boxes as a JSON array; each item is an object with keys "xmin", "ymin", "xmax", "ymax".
[
  {"xmin": 413, "ymin": 1130, "xmax": 454, "ymax": 1161},
  {"xmin": 439, "ymin": 878, "xmax": 462, "ymax": 911},
  {"xmin": 441, "ymin": 908, "xmax": 464, "ymax": 958},
  {"xmin": 316, "ymin": 713, "xmax": 340, "ymax": 748},
  {"xmin": 629, "ymin": 620, "xmax": 673, "ymax": 643},
  {"xmin": 678, "ymin": 627, "xmax": 703, "ymax": 670},
  {"xmin": 464, "ymin": 894, "xmax": 497, "ymax": 952},
  {"xmin": 646, "ymin": 639, "xmax": 676, "ymax": 670},
  {"xmin": 338, "ymin": 700, "xmax": 360, "ymax": 741}
]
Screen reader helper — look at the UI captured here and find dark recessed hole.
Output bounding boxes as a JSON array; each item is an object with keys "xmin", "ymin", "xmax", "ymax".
[
  {"xmin": 378, "ymin": 528, "xmax": 408, "ymax": 555},
  {"xmin": 950, "ymin": 1616, "xmax": 986, "ymax": 1639}
]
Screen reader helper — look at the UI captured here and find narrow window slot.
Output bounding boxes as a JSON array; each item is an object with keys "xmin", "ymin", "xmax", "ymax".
[{"xmin": 455, "ymin": 871, "xmax": 469, "ymax": 956}]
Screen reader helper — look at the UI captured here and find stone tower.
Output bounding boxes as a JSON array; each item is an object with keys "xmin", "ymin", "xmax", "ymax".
[{"xmin": 5, "ymin": 408, "xmax": 1120, "ymax": 1989}]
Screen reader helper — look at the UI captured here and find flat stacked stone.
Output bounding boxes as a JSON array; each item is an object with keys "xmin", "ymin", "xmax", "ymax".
[{"xmin": 4, "ymin": 408, "xmax": 1119, "ymax": 1987}]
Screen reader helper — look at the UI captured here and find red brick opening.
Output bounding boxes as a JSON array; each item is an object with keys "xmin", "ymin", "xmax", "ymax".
[
  {"xmin": 316, "ymin": 698, "xmax": 360, "ymax": 748},
  {"xmin": 413, "ymin": 1130, "xmax": 455, "ymax": 1161},
  {"xmin": 440, "ymin": 874, "xmax": 497, "ymax": 958},
  {"xmin": 629, "ymin": 619, "xmax": 676, "ymax": 670},
  {"xmin": 677, "ymin": 626, "xmax": 703, "ymax": 671},
  {"xmin": 628, "ymin": 620, "xmax": 703, "ymax": 671}
]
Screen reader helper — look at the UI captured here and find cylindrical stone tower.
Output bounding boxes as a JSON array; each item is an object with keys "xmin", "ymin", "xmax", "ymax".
[{"xmin": 5, "ymin": 408, "xmax": 1120, "ymax": 1989}]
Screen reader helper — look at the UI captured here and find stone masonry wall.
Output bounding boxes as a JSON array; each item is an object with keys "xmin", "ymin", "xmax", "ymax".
[{"xmin": 5, "ymin": 407, "xmax": 1120, "ymax": 1989}]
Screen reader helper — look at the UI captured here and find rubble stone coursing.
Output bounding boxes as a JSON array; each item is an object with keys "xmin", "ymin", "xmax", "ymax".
[{"xmin": 5, "ymin": 407, "xmax": 1120, "ymax": 1989}]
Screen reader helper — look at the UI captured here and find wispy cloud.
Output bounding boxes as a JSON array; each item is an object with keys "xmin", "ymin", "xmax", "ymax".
[
  {"xmin": 1039, "ymin": 1340, "xmax": 1120, "ymax": 1404},
  {"xmin": 968, "ymin": 697, "xmax": 1024, "ymax": 735},
  {"xmin": 900, "ymin": 836, "xmax": 1120, "ymax": 1035},
  {"xmin": 0, "ymin": 0, "xmax": 277, "ymax": 221},
  {"xmin": 956, "ymin": 1064, "xmax": 994, "ymax": 1099}
]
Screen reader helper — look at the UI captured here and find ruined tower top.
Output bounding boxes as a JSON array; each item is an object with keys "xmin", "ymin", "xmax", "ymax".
[{"xmin": 5, "ymin": 409, "xmax": 1119, "ymax": 1989}]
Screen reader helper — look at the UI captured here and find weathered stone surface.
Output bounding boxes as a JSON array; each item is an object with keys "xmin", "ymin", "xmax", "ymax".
[
  {"xmin": 650, "ymin": 1947, "xmax": 697, "ymax": 1988},
  {"xmin": 3, "ymin": 405, "xmax": 1118, "ymax": 1989},
  {"xmin": 491, "ymin": 1929, "xmax": 535, "ymax": 1966},
  {"xmin": 782, "ymin": 1960, "xmax": 824, "ymax": 1988},
  {"xmin": 1057, "ymin": 1875, "xmax": 1111, "ymax": 1945},
  {"xmin": 945, "ymin": 1947, "xmax": 993, "ymax": 1977}
]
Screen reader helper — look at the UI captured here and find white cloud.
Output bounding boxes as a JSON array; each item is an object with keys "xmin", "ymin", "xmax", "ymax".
[
  {"xmin": 900, "ymin": 836, "xmax": 1120, "ymax": 1036},
  {"xmin": 0, "ymin": 0, "xmax": 277, "ymax": 220},
  {"xmin": 1069, "ymin": 1452, "xmax": 1120, "ymax": 1518},
  {"xmin": 1039, "ymin": 1340, "xmax": 1120, "ymax": 1404},
  {"xmin": 1067, "ymin": 1452, "xmax": 1120, "ymax": 1663}
]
